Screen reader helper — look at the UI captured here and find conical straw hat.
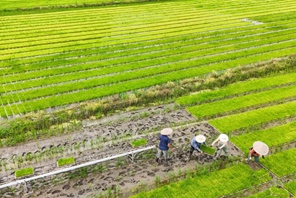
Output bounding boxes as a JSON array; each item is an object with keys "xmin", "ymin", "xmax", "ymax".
[
  {"xmin": 253, "ymin": 141, "xmax": 269, "ymax": 155},
  {"xmin": 219, "ymin": 134, "xmax": 229, "ymax": 142},
  {"xmin": 195, "ymin": 135, "xmax": 206, "ymax": 143},
  {"xmin": 161, "ymin": 128, "xmax": 173, "ymax": 135}
]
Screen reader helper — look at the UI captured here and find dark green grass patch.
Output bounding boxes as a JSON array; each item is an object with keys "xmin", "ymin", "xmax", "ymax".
[
  {"xmin": 15, "ymin": 167, "xmax": 34, "ymax": 178},
  {"xmin": 201, "ymin": 144, "xmax": 215, "ymax": 155},
  {"xmin": 57, "ymin": 156, "xmax": 75, "ymax": 167},
  {"xmin": 131, "ymin": 138, "xmax": 147, "ymax": 148}
]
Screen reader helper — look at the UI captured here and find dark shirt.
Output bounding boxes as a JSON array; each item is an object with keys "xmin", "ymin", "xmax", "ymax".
[
  {"xmin": 158, "ymin": 135, "xmax": 171, "ymax": 151},
  {"xmin": 191, "ymin": 138, "xmax": 204, "ymax": 152}
]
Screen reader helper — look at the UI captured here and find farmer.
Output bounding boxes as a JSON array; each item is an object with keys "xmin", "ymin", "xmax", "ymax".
[
  {"xmin": 188, "ymin": 134, "xmax": 206, "ymax": 161},
  {"xmin": 156, "ymin": 128, "xmax": 174, "ymax": 164},
  {"xmin": 246, "ymin": 141, "xmax": 269, "ymax": 162},
  {"xmin": 211, "ymin": 134, "xmax": 229, "ymax": 159}
]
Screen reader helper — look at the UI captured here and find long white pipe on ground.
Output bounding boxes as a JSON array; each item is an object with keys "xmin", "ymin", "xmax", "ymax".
[{"xmin": 0, "ymin": 145, "xmax": 156, "ymax": 189}]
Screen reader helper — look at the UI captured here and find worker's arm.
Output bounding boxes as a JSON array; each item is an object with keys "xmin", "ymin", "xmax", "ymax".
[
  {"xmin": 248, "ymin": 149, "xmax": 254, "ymax": 160},
  {"xmin": 168, "ymin": 143, "xmax": 174, "ymax": 150},
  {"xmin": 211, "ymin": 138, "xmax": 219, "ymax": 146},
  {"xmin": 219, "ymin": 142, "xmax": 227, "ymax": 150},
  {"xmin": 192, "ymin": 143, "xmax": 202, "ymax": 152}
]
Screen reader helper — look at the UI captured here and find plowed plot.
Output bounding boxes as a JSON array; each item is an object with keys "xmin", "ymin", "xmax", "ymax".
[{"xmin": 0, "ymin": 104, "xmax": 243, "ymax": 197}]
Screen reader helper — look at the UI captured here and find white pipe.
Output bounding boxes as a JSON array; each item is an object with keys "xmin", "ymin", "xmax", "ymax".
[{"xmin": 0, "ymin": 145, "xmax": 155, "ymax": 189}]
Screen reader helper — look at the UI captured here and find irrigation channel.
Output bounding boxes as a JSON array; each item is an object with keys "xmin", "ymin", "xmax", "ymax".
[{"xmin": 0, "ymin": 103, "xmax": 244, "ymax": 197}]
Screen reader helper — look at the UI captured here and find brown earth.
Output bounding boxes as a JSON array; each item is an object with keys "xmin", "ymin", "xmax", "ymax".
[{"xmin": 0, "ymin": 104, "xmax": 243, "ymax": 198}]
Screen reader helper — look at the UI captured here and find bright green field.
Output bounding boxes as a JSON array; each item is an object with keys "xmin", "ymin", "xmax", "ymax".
[
  {"xmin": 0, "ymin": 0, "xmax": 133, "ymax": 10},
  {"xmin": 1, "ymin": 0, "xmax": 296, "ymax": 118}
]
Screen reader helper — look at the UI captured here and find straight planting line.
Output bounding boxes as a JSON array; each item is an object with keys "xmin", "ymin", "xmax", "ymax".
[
  {"xmin": 1, "ymin": 10, "xmax": 294, "ymax": 63},
  {"xmin": 2, "ymin": 35, "xmax": 296, "ymax": 91},
  {"xmin": 5, "ymin": 45, "xmax": 295, "ymax": 108},
  {"xmin": 2, "ymin": 24, "xmax": 296, "ymax": 77},
  {"xmin": 0, "ymin": 0, "xmax": 292, "ymax": 31},
  {"xmin": 1, "ymin": 6, "xmax": 296, "ymax": 56},
  {"xmin": 2, "ymin": 36, "xmax": 296, "ymax": 97},
  {"xmin": 1, "ymin": 2, "xmax": 295, "ymax": 37},
  {"xmin": 1, "ymin": 18, "xmax": 293, "ymax": 69},
  {"xmin": 0, "ymin": 145, "xmax": 156, "ymax": 190},
  {"xmin": 1, "ymin": 0, "xmax": 294, "ymax": 30}
]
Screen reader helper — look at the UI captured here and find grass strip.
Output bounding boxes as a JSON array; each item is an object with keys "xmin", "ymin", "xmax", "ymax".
[
  {"xmin": 284, "ymin": 180, "xmax": 296, "ymax": 195},
  {"xmin": 176, "ymin": 72, "xmax": 296, "ymax": 106},
  {"xmin": 209, "ymin": 100, "xmax": 296, "ymax": 134},
  {"xmin": 14, "ymin": 166, "xmax": 34, "ymax": 178},
  {"xmin": 231, "ymin": 121, "xmax": 296, "ymax": 155},
  {"xmin": 201, "ymin": 144, "xmax": 215, "ymax": 155},
  {"xmin": 132, "ymin": 164, "xmax": 270, "ymax": 198},
  {"xmin": 260, "ymin": 148, "xmax": 296, "ymax": 177},
  {"xmin": 2, "ymin": 46, "xmax": 295, "ymax": 117},
  {"xmin": 131, "ymin": 139, "xmax": 147, "ymax": 148},
  {"xmin": 187, "ymin": 84, "xmax": 296, "ymax": 118},
  {"xmin": 246, "ymin": 186, "xmax": 290, "ymax": 198},
  {"xmin": 57, "ymin": 156, "xmax": 75, "ymax": 167}
]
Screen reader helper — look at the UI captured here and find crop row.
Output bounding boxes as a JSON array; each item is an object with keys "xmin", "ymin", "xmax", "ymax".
[
  {"xmin": 1, "ymin": 45, "xmax": 295, "ymax": 116},
  {"xmin": 231, "ymin": 120, "xmax": 296, "ymax": 154},
  {"xmin": 284, "ymin": 180, "xmax": 296, "ymax": 195},
  {"xmin": 246, "ymin": 186, "xmax": 290, "ymax": 198},
  {"xmin": 1, "ymin": 3, "xmax": 294, "ymax": 46},
  {"xmin": 1, "ymin": 0, "xmax": 294, "ymax": 33},
  {"xmin": 2, "ymin": 23, "xmax": 296, "ymax": 78},
  {"xmin": 176, "ymin": 72, "xmax": 296, "ymax": 106},
  {"xmin": 209, "ymin": 100, "xmax": 296, "ymax": 134},
  {"xmin": 261, "ymin": 148, "xmax": 296, "ymax": 177},
  {"xmin": 2, "ymin": 32, "xmax": 296, "ymax": 85},
  {"xmin": 132, "ymin": 164, "xmax": 271, "ymax": 198},
  {"xmin": 1, "ymin": 18, "xmax": 293, "ymax": 69},
  {"xmin": 2, "ymin": 31, "xmax": 296, "ymax": 96},
  {"xmin": 1, "ymin": 43, "xmax": 295, "ymax": 105},
  {"xmin": 1, "ymin": 6, "xmax": 296, "ymax": 58},
  {"xmin": 186, "ymin": 83, "xmax": 296, "ymax": 119},
  {"xmin": 0, "ymin": 20, "xmax": 249, "ymax": 61}
]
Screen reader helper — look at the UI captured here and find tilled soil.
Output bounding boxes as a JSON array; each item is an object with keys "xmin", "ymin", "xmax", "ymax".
[{"xmin": 0, "ymin": 104, "xmax": 243, "ymax": 198}]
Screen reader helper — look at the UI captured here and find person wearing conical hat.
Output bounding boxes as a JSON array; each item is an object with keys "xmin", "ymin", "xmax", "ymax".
[
  {"xmin": 188, "ymin": 134, "xmax": 206, "ymax": 161},
  {"xmin": 211, "ymin": 134, "xmax": 229, "ymax": 159},
  {"xmin": 246, "ymin": 141, "xmax": 269, "ymax": 162},
  {"xmin": 156, "ymin": 128, "xmax": 174, "ymax": 164}
]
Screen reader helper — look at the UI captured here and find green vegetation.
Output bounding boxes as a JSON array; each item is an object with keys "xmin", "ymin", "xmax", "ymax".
[
  {"xmin": 260, "ymin": 148, "xmax": 296, "ymax": 177},
  {"xmin": 187, "ymin": 83, "xmax": 296, "ymax": 118},
  {"xmin": 201, "ymin": 144, "xmax": 215, "ymax": 155},
  {"xmin": 57, "ymin": 156, "xmax": 75, "ymax": 167},
  {"xmin": 176, "ymin": 72, "xmax": 296, "ymax": 106},
  {"xmin": 131, "ymin": 139, "xmax": 147, "ymax": 148},
  {"xmin": 132, "ymin": 164, "xmax": 271, "ymax": 197},
  {"xmin": 1, "ymin": 0, "xmax": 296, "ymax": 118},
  {"xmin": 14, "ymin": 167, "xmax": 34, "ymax": 178},
  {"xmin": 246, "ymin": 187, "xmax": 289, "ymax": 198},
  {"xmin": 231, "ymin": 121, "xmax": 296, "ymax": 154},
  {"xmin": 209, "ymin": 101, "xmax": 296, "ymax": 133},
  {"xmin": 0, "ymin": 0, "xmax": 137, "ymax": 11},
  {"xmin": 284, "ymin": 180, "xmax": 296, "ymax": 195}
]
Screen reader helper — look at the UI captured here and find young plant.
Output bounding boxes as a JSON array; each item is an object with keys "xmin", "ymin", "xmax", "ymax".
[
  {"xmin": 57, "ymin": 156, "xmax": 75, "ymax": 167},
  {"xmin": 131, "ymin": 138, "xmax": 147, "ymax": 148},
  {"xmin": 201, "ymin": 144, "xmax": 216, "ymax": 155},
  {"xmin": 15, "ymin": 167, "xmax": 34, "ymax": 178}
]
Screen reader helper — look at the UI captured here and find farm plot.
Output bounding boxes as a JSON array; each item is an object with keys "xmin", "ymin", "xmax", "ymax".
[
  {"xmin": 1, "ymin": 0, "xmax": 296, "ymax": 118},
  {"xmin": 132, "ymin": 164, "xmax": 271, "ymax": 198},
  {"xmin": 0, "ymin": 104, "xmax": 243, "ymax": 197},
  {"xmin": 175, "ymin": 63, "xmax": 296, "ymax": 198}
]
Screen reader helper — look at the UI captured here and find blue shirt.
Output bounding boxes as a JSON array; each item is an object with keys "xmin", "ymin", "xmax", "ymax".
[
  {"xmin": 159, "ymin": 135, "xmax": 171, "ymax": 151},
  {"xmin": 191, "ymin": 138, "xmax": 204, "ymax": 152}
]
